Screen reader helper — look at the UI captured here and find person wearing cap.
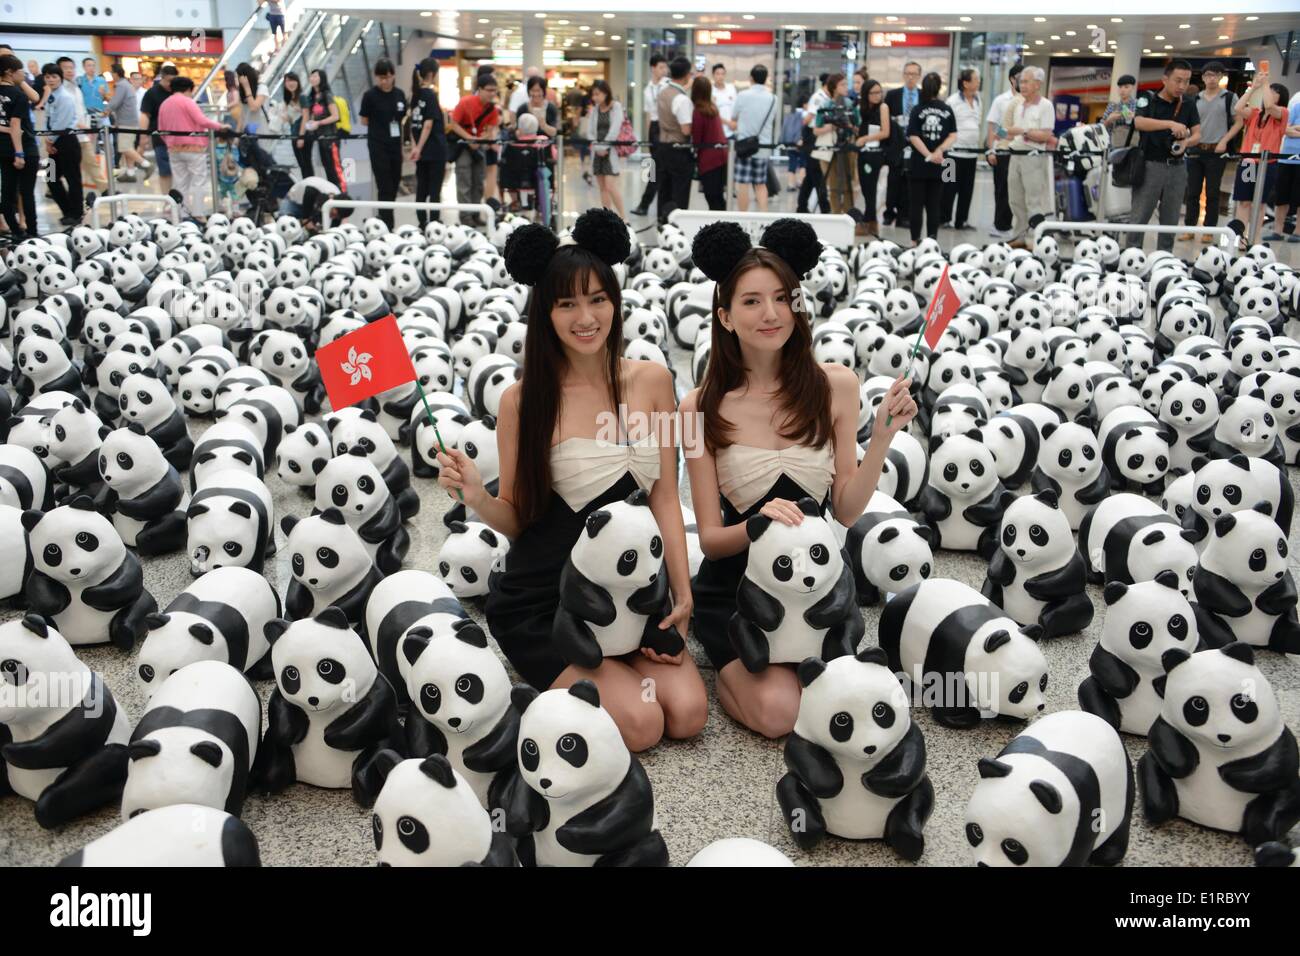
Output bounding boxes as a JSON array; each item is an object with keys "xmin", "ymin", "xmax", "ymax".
[
  {"xmin": 1182, "ymin": 61, "xmax": 1240, "ymax": 240},
  {"xmin": 1102, "ymin": 73, "xmax": 1138, "ymax": 144}
]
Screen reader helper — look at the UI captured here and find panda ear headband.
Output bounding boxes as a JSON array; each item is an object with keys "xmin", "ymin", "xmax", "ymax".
[
  {"xmin": 502, "ymin": 207, "xmax": 631, "ymax": 286},
  {"xmin": 690, "ymin": 218, "xmax": 823, "ymax": 284}
]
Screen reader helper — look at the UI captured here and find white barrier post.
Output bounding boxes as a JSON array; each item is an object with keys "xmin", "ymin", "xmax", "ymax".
[
  {"xmin": 1034, "ymin": 219, "xmax": 1235, "ymax": 248},
  {"xmin": 90, "ymin": 193, "xmax": 181, "ymax": 227}
]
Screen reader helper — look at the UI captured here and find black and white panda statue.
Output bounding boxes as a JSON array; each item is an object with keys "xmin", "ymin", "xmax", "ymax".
[
  {"xmin": 1139, "ymin": 643, "xmax": 1300, "ymax": 845},
  {"xmin": 1202, "ymin": 391, "xmax": 1286, "ymax": 468},
  {"xmin": 401, "ymin": 619, "xmax": 522, "ymax": 811},
  {"xmin": 137, "ymin": 566, "xmax": 281, "ymax": 693},
  {"xmin": 46, "ymin": 399, "xmax": 110, "ymax": 501},
  {"xmin": 0, "ymin": 443, "xmax": 54, "ymax": 512},
  {"xmin": 1079, "ymin": 492, "xmax": 1198, "ymax": 596},
  {"xmin": 876, "ymin": 430, "xmax": 927, "ymax": 511},
  {"xmin": 843, "ymin": 491, "xmax": 934, "ymax": 606},
  {"xmin": 436, "ymin": 520, "xmax": 509, "ymax": 598},
  {"xmin": 1192, "ymin": 507, "xmax": 1300, "ymax": 654},
  {"xmin": 776, "ymin": 649, "xmax": 933, "ymax": 860},
  {"xmin": 1098, "ymin": 405, "xmax": 1174, "ymax": 496},
  {"xmin": 21, "ymin": 496, "xmax": 157, "ymax": 649},
  {"xmin": 313, "ymin": 446, "xmax": 409, "ymax": 575},
  {"xmin": 117, "ymin": 368, "xmax": 193, "ymax": 471},
  {"xmin": 370, "ymin": 751, "xmax": 517, "ymax": 866},
  {"xmin": 0, "ymin": 615, "xmax": 131, "ymax": 827},
  {"xmin": 878, "ymin": 578, "xmax": 1048, "ymax": 729},
  {"xmin": 917, "ymin": 430, "xmax": 1013, "ymax": 557},
  {"xmin": 221, "ymin": 383, "xmax": 301, "ymax": 466},
  {"xmin": 728, "ymin": 497, "xmax": 862, "ymax": 673},
  {"xmin": 281, "ymin": 509, "xmax": 384, "ymax": 636},
  {"xmin": 276, "ymin": 422, "xmax": 331, "ymax": 494},
  {"xmin": 1078, "ymin": 572, "xmax": 1198, "ymax": 736},
  {"xmin": 254, "ymin": 608, "xmax": 399, "ymax": 804},
  {"xmin": 978, "ymin": 411, "xmax": 1041, "ymax": 490},
  {"xmin": 57, "ymin": 803, "xmax": 260, "ymax": 866},
  {"xmin": 965, "ymin": 710, "xmax": 1133, "ymax": 866},
  {"xmin": 97, "ymin": 423, "xmax": 189, "ymax": 556},
  {"xmin": 1158, "ymin": 375, "xmax": 1219, "ymax": 471},
  {"xmin": 501, "ymin": 681, "xmax": 669, "ymax": 867},
  {"xmin": 1180, "ymin": 454, "xmax": 1293, "ymax": 549},
  {"xmin": 187, "ymin": 469, "xmax": 275, "ymax": 577},
  {"xmin": 553, "ymin": 489, "xmax": 684, "ymax": 669},
  {"xmin": 328, "ymin": 407, "xmax": 420, "ymax": 520},
  {"xmin": 363, "ymin": 569, "xmax": 467, "ymax": 711},
  {"xmin": 121, "ymin": 659, "xmax": 261, "ymax": 819},
  {"xmin": 981, "ymin": 490, "xmax": 1093, "ymax": 639},
  {"xmin": 684, "ymin": 838, "xmax": 794, "ymax": 867},
  {"xmin": 1030, "ymin": 421, "xmax": 1110, "ymax": 531},
  {"xmin": 14, "ymin": 331, "xmax": 86, "ymax": 403},
  {"xmin": 0, "ymin": 504, "xmax": 32, "ymax": 604}
]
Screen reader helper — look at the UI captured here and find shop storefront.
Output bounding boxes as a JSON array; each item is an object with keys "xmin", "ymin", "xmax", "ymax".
[
  {"xmin": 866, "ymin": 31, "xmax": 952, "ymax": 90},
  {"xmin": 694, "ymin": 29, "xmax": 776, "ymax": 91},
  {"xmin": 101, "ymin": 33, "xmax": 224, "ymax": 86}
]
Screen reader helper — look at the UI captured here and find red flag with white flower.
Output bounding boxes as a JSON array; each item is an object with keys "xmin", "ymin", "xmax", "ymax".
[
  {"xmin": 316, "ymin": 315, "xmax": 416, "ymax": 409},
  {"xmin": 922, "ymin": 266, "xmax": 962, "ymax": 350}
]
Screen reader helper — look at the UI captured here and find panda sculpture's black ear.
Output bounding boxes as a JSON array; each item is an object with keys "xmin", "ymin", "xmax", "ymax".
[
  {"xmin": 144, "ymin": 612, "xmax": 170, "ymax": 629},
  {"xmin": 928, "ymin": 434, "xmax": 946, "ymax": 455},
  {"xmin": 20, "ymin": 615, "xmax": 49, "ymax": 638},
  {"xmin": 856, "ymin": 647, "xmax": 889, "ymax": 668},
  {"xmin": 511, "ymin": 683, "xmax": 540, "ymax": 714},
  {"xmin": 1034, "ymin": 488, "xmax": 1059, "ymax": 509},
  {"xmin": 1249, "ymin": 388, "xmax": 1266, "ymax": 402},
  {"xmin": 1161, "ymin": 377, "xmax": 1176, "ymax": 395},
  {"xmin": 128, "ymin": 739, "xmax": 162, "ymax": 761},
  {"xmin": 1161, "ymin": 648, "xmax": 1192, "ymax": 674},
  {"xmin": 188, "ymin": 623, "xmax": 215, "ymax": 645},
  {"xmin": 419, "ymin": 754, "xmax": 459, "ymax": 789},
  {"xmin": 795, "ymin": 497, "xmax": 820, "ymax": 517},
  {"xmin": 1041, "ymin": 422, "xmax": 1057, "ymax": 440},
  {"xmin": 264, "ymin": 618, "xmax": 292, "ymax": 645},
  {"xmin": 478, "ymin": 528, "xmax": 499, "ymax": 549},
  {"xmin": 453, "ymin": 620, "xmax": 489, "ymax": 649},
  {"xmin": 447, "ymin": 520, "xmax": 468, "ymax": 535},
  {"xmin": 1029, "ymin": 780, "xmax": 1063, "ymax": 814},
  {"xmin": 194, "ymin": 452, "xmax": 216, "ymax": 467},
  {"xmin": 189, "ymin": 503, "xmax": 211, "ymax": 518},
  {"xmin": 320, "ymin": 508, "xmax": 346, "ymax": 526},
  {"xmin": 402, "ymin": 626, "xmax": 433, "ymax": 665},
  {"xmin": 126, "ymin": 421, "xmax": 147, "ymax": 436},
  {"xmin": 585, "ymin": 509, "xmax": 613, "ymax": 538},
  {"xmin": 347, "ymin": 445, "xmax": 367, "ymax": 458},
  {"xmin": 1219, "ymin": 394, "xmax": 1236, "ymax": 412},
  {"xmin": 625, "ymin": 488, "xmax": 650, "ymax": 508},
  {"xmin": 68, "ymin": 495, "xmax": 95, "ymax": 511},
  {"xmin": 796, "ymin": 657, "xmax": 827, "ymax": 687},
  {"xmin": 977, "ymin": 757, "xmax": 1013, "ymax": 779},
  {"xmin": 1214, "ymin": 514, "xmax": 1237, "ymax": 538},
  {"xmin": 1048, "ymin": 366, "xmax": 1062, "ymax": 381},
  {"xmin": 746, "ymin": 513, "xmax": 773, "ymax": 542},
  {"xmin": 983, "ymin": 630, "xmax": 1012, "ymax": 654},
  {"xmin": 228, "ymin": 501, "xmax": 253, "ymax": 519},
  {"xmin": 359, "ymin": 409, "xmax": 378, "ymax": 423},
  {"xmin": 20, "ymin": 509, "xmax": 43, "ymax": 532},
  {"xmin": 316, "ymin": 606, "xmax": 350, "ymax": 630},
  {"xmin": 962, "ymin": 429, "xmax": 982, "ymax": 443},
  {"xmin": 284, "ymin": 423, "xmax": 298, "ymax": 435},
  {"xmin": 1153, "ymin": 570, "xmax": 1182, "ymax": 591},
  {"xmin": 877, "ymin": 526, "xmax": 900, "ymax": 544},
  {"xmin": 1252, "ymin": 502, "xmax": 1273, "ymax": 517},
  {"xmin": 1219, "ymin": 642, "xmax": 1255, "ymax": 667},
  {"xmin": 1141, "ymin": 529, "xmax": 1166, "ymax": 546},
  {"xmin": 567, "ymin": 679, "xmax": 601, "ymax": 708},
  {"xmin": 1226, "ymin": 454, "xmax": 1252, "ymax": 472},
  {"xmin": 280, "ymin": 515, "xmax": 298, "ymax": 535},
  {"xmin": 1102, "ymin": 582, "xmax": 1128, "ymax": 606},
  {"xmin": 190, "ymin": 741, "xmax": 224, "ymax": 768}
]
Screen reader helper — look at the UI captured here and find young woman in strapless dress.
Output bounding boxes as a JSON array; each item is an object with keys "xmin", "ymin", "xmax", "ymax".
[
  {"xmin": 436, "ymin": 210, "xmax": 707, "ymax": 752},
  {"xmin": 682, "ymin": 219, "xmax": 917, "ymax": 738}
]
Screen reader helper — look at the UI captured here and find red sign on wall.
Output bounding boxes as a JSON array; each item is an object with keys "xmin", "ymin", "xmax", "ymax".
[
  {"xmin": 101, "ymin": 34, "xmax": 225, "ymax": 56},
  {"xmin": 695, "ymin": 29, "xmax": 776, "ymax": 46},
  {"xmin": 869, "ymin": 32, "xmax": 951, "ymax": 48}
]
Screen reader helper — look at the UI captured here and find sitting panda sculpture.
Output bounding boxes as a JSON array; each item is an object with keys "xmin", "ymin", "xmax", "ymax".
[
  {"xmin": 281, "ymin": 509, "xmax": 384, "ymax": 638},
  {"xmin": 313, "ymin": 447, "xmax": 410, "ymax": 575},
  {"xmin": 96, "ymin": 423, "xmax": 189, "ymax": 556},
  {"xmin": 187, "ymin": 470, "xmax": 275, "ymax": 577},
  {"xmin": 917, "ymin": 430, "xmax": 1014, "ymax": 557},
  {"xmin": 776, "ymin": 650, "xmax": 934, "ymax": 860},
  {"xmin": 436, "ymin": 520, "xmax": 509, "ymax": 598},
  {"xmin": 1079, "ymin": 492, "xmax": 1198, "ymax": 596},
  {"xmin": 117, "ymin": 368, "xmax": 193, "ymax": 471},
  {"xmin": 843, "ymin": 491, "xmax": 934, "ymax": 606},
  {"xmin": 1030, "ymin": 422, "xmax": 1110, "ymax": 531},
  {"xmin": 58, "ymin": 803, "xmax": 260, "ymax": 866}
]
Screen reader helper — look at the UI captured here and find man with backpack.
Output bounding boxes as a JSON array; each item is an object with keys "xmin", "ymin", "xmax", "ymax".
[{"xmin": 1181, "ymin": 61, "xmax": 1240, "ymax": 239}]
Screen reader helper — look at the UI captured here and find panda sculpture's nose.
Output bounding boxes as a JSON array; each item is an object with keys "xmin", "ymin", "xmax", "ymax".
[
  {"xmin": 1016, "ymin": 549, "xmax": 1026, "ymax": 558},
  {"xmin": 960, "ymin": 482, "xmax": 970, "ymax": 491},
  {"xmin": 1037, "ymin": 703, "xmax": 1045, "ymax": 711},
  {"xmin": 448, "ymin": 717, "xmax": 461, "ymax": 728},
  {"xmin": 803, "ymin": 576, "xmax": 815, "ymax": 588},
  {"xmin": 863, "ymin": 745, "xmax": 876, "ymax": 755},
  {"xmin": 308, "ymin": 696, "xmax": 319, "ymax": 707},
  {"xmin": 539, "ymin": 778, "xmax": 552, "ymax": 790},
  {"xmin": 1217, "ymin": 733, "xmax": 1231, "ymax": 743}
]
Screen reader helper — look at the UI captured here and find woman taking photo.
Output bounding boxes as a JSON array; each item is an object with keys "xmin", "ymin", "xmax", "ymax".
[
  {"xmin": 303, "ymin": 68, "xmax": 346, "ymax": 191},
  {"xmin": 281, "ymin": 71, "xmax": 312, "ymax": 177},
  {"xmin": 691, "ymin": 75, "xmax": 728, "ymax": 211},
  {"xmin": 853, "ymin": 78, "xmax": 890, "ymax": 236},
  {"xmin": 0, "ymin": 54, "xmax": 38, "ymax": 240},
  {"xmin": 1231, "ymin": 78, "xmax": 1289, "ymax": 248},
  {"xmin": 436, "ymin": 209, "xmax": 706, "ymax": 752},
  {"xmin": 943, "ymin": 67, "xmax": 981, "ymax": 230},
  {"xmin": 684, "ymin": 219, "xmax": 916, "ymax": 737},
  {"xmin": 583, "ymin": 79, "xmax": 626, "ymax": 218},
  {"xmin": 906, "ymin": 71, "xmax": 957, "ymax": 245},
  {"xmin": 810, "ymin": 73, "xmax": 856, "ymax": 215},
  {"xmin": 407, "ymin": 58, "xmax": 446, "ymax": 226}
]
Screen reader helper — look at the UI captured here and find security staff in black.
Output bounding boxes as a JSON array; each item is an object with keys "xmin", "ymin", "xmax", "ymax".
[
  {"xmin": 1127, "ymin": 59, "xmax": 1200, "ymax": 253},
  {"xmin": 359, "ymin": 58, "xmax": 407, "ymax": 230}
]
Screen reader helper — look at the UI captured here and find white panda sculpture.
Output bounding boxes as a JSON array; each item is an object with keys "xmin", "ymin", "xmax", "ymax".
[
  {"xmin": 97, "ymin": 423, "xmax": 189, "ymax": 555},
  {"xmin": 276, "ymin": 422, "xmax": 331, "ymax": 494},
  {"xmin": 189, "ymin": 419, "xmax": 266, "ymax": 492},
  {"xmin": 222, "ymin": 384, "xmax": 301, "ymax": 467},
  {"xmin": 281, "ymin": 509, "xmax": 384, "ymax": 636},
  {"xmin": 1181, "ymin": 454, "xmax": 1292, "ymax": 549},
  {"xmin": 0, "ymin": 615, "xmax": 132, "ymax": 828},
  {"xmin": 253, "ymin": 608, "xmax": 399, "ymax": 804},
  {"xmin": 1098, "ymin": 405, "xmax": 1174, "ymax": 496},
  {"xmin": 57, "ymin": 803, "xmax": 260, "ymax": 866},
  {"xmin": 1077, "ymin": 572, "xmax": 1198, "ymax": 736},
  {"xmin": 436, "ymin": 520, "xmax": 509, "ymax": 598},
  {"xmin": 501, "ymin": 681, "xmax": 669, "ymax": 867},
  {"xmin": 313, "ymin": 447, "xmax": 410, "ymax": 574},
  {"xmin": 137, "ymin": 566, "xmax": 281, "ymax": 693},
  {"xmin": 328, "ymin": 408, "xmax": 420, "ymax": 520},
  {"xmin": 47, "ymin": 398, "xmax": 110, "ymax": 500},
  {"xmin": 21, "ymin": 496, "xmax": 157, "ymax": 649},
  {"xmin": 843, "ymin": 491, "xmax": 934, "ymax": 606},
  {"xmin": 965, "ymin": 710, "xmax": 1133, "ymax": 866},
  {"xmin": 876, "ymin": 429, "xmax": 927, "ymax": 510},
  {"xmin": 363, "ymin": 568, "xmax": 468, "ymax": 711},
  {"xmin": 917, "ymin": 430, "xmax": 1013, "ymax": 556},
  {"xmin": 981, "ymin": 490, "xmax": 1093, "ymax": 639},
  {"xmin": 685, "ymin": 838, "xmax": 794, "ymax": 867},
  {"xmin": 1203, "ymin": 391, "xmax": 1286, "ymax": 468},
  {"xmin": 0, "ymin": 443, "xmax": 54, "ymax": 512},
  {"xmin": 978, "ymin": 411, "xmax": 1041, "ymax": 490},
  {"xmin": 0, "ymin": 504, "xmax": 32, "ymax": 604},
  {"xmin": 117, "ymin": 368, "xmax": 193, "ymax": 471},
  {"xmin": 728, "ymin": 497, "xmax": 863, "ymax": 673},
  {"xmin": 1192, "ymin": 507, "xmax": 1300, "ymax": 654},
  {"xmin": 187, "ymin": 469, "xmax": 275, "ymax": 576},
  {"xmin": 1139, "ymin": 643, "xmax": 1300, "ymax": 845},
  {"xmin": 370, "ymin": 752, "xmax": 517, "ymax": 866},
  {"xmin": 1079, "ymin": 492, "xmax": 1198, "ymax": 596},
  {"xmin": 121, "ymin": 660, "xmax": 261, "ymax": 819},
  {"xmin": 776, "ymin": 649, "xmax": 934, "ymax": 860},
  {"xmin": 878, "ymin": 578, "xmax": 1048, "ymax": 729},
  {"xmin": 553, "ymin": 488, "xmax": 685, "ymax": 669},
  {"xmin": 1158, "ymin": 376, "xmax": 1219, "ymax": 471},
  {"xmin": 1030, "ymin": 422, "xmax": 1110, "ymax": 531}
]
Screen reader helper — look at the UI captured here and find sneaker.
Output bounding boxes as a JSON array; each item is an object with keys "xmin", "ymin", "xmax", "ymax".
[
  {"xmin": 136, "ymin": 158, "xmax": 152, "ymax": 172},
  {"xmin": 59, "ymin": 215, "xmax": 82, "ymax": 226},
  {"xmin": 1287, "ymin": 234, "xmax": 1300, "ymax": 244},
  {"xmin": 117, "ymin": 171, "xmax": 137, "ymax": 183},
  {"xmin": 988, "ymin": 227, "xmax": 1013, "ymax": 240}
]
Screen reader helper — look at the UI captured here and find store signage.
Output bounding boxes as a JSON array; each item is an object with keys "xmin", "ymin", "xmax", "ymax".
[
  {"xmin": 695, "ymin": 29, "xmax": 775, "ymax": 46},
  {"xmin": 868, "ymin": 31, "xmax": 950, "ymax": 48},
  {"xmin": 102, "ymin": 34, "xmax": 225, "ymax": 56}
]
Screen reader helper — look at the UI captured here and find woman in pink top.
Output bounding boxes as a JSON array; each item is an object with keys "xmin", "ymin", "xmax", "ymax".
[{"xmin": 157, "ymin": 75, "xmax": 231, "ymax": 222}]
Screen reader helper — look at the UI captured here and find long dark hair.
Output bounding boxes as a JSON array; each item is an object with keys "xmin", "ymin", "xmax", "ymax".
[
  {"xmin": 514, "ymin": 248, "xmax": 625, "ymax": 526},
  {"xmin": 283, "ymin": 71, "xmax": 302, "ymax": 103},
  {"xmin": 691, "ymin": 75, "xmax": 717, "ymax": 116},
  {"xmin": 235, "ymin": 62, "xmax": 259, "ymax": 104},
  {"xmin": 698, "ymin": 248, "xmax": 832, "ymax": 456},
  {"xmin": 309, "ymin": 68, "xmax": 332, "ymax": 103}
]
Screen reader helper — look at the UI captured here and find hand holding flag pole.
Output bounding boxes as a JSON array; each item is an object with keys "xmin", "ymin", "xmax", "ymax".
[{"xmin": 886, "ymin": 264, "xmax": 961, "ymax": 427}]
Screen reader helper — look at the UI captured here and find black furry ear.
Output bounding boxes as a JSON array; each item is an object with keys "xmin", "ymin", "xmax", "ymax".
[
  {"xmin": 691, "ymin": 221, "xmax": 753, "ymax": 283},
  {"xmin": 503, "ymin": 223, "xmax": 560, "ymax": 286},
  {"xmin": 567, "ymin": 679, "xmax": 601, "ymax": 708},
  {"xmin": 760, "ymin": 218, "xmax": 823, "ymax": 279},
  {"xmin": 571, "ymin": 207, "xmax": 631, "ymax": 268}
]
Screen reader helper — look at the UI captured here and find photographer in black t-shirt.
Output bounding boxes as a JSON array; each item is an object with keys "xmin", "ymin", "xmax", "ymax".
[
  {"xmin": 359, "ymin": 58, "xmax": 407, "ymax": 229},
  {"xmin": 1127, "ymin": 59, "xmax": 1201, "ymax": 252}
]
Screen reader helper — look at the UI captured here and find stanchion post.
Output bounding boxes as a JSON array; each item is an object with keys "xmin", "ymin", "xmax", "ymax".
[
  {"xmin": 1248, "ymin": 150, "xmax": 1268, "ymax": 247},
  {"xmin": 555, "ymin": 132, "xmax": 565, "ymax": 230},
  {"xmin": 207, "ymin": 130, "xmax": 220, "ymax": 218},
  {"xmin": 101, "ymin": 124, "xmax": 117, "ymax": 197},
  {"xmin": 726, "ymin": 139, "xmax": 735, "ymax": 212}
]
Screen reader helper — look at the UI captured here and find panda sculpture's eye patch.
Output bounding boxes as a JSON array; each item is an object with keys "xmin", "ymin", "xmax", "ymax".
[
  {"xmin": 1279, "ymin": 540, "xmax": 1289, "ymax": 559},
  {"xmin": 316, "ymin": 547, "xmax": 339, "ymax": 568},
  {"xmin": 461, "ymin": 567, "xmax": 478, "ymax": 583},
  {"xmin": 1196, "ymin": 485, "xmax": 1211, "ymax": 504},
  {"xmin": 943, "ymin": 463, "xmax": 959, "ymax": 482},
  {"xmin": 419, "ymin": 683, "xmax": 442, "ymax": 714},
  {"xmin": 872, "ymin": 702, "xmax": 895, "ymax": 728},
  {"xmin": 969, "ymin": 460, "xmax": 984, "ymax": 477},
  {"xmin": 1129, "ymin": 621, "xmax": 1153, "ymax": 649},
  {"xmin": 1028, "ymin": 525, "xmax": 1047, "ymax": 547},
  {"xmin": 455, "ymin": 674, "xmax": 483, "ymax": 704},
  {"xmin": 396, "ymin": 816, "xmax": 430, "ymax": 854},
  {"xmin": 358, "ymin": 476, "xmax": 375, "ymax": 495},
  {"xmin": 116, "ymin": 452, "xmax": 133, "ymax": 469},
  {"xmin": 965, "ymin": 823, "xmax": 984, "ymax": 846},
  {"xmin": 281, "ymin": 666, "xmax": 301, "ymax": 695},
  {"xmin": 1003, "ymin": 525, "xmax": 1017, "ymax": 546},
  {"xmin": 649, "ymin": 535, "xmax": 662, "ymax": 559},
  {"xmin": 1001, "ymin": 838, "xmax": 1028, "ymax": 865},
  {"xmin": 292, "ymin": 554, "xmax": 305, "ymax": 576},
  {"xmin": 139, "ymin": 664, "xmax": 155, "ymax": 683},
  {"xmin": 332, "ymin": 484, "xmax": 348, "ymax": 507},
  {"xmin": 0, "ymin": 659, "xmax": 29, "ymax": 686},
  {"xmin": 316, "ymin": 659, "xmax": 344, "ymax": 683},
  {"xmin": 1250, "ymin": 549, "xmax": 1267, "ymax": 572},
  {"xmin": 808, "ymin": 544, "xmax": 829, "ymax": 565},
  {"xmin": 371, "ymin": 814, "xmax": 382, "ymax": 850},
  {"xmin": 772, "ymin": 555, "xmax": 793, "ymax": 582},
  {"xmin": 223, "ymin": 542, "xmax": 243, "ymax": 557},
  {"xmin": 890, "ymin": 564, "xmax": 909, "ymax": 581},
  {"xmin": 556, "ymin": 733, "xmax": 589, "ymax": 767},
  {"xmin": 829, "ymin": 711, "xmax": 854, "ymax": 742},
  {"xmin": 1230, "ymin": 694, "xmax": 1258, "ymax": 723},
  {"xmin": 520, "ymin": 738, "xmax": 540, "ymax": 772},
  {"xmin": 1183, "ymin": 695, "xmax": 1209, "ymax": 726},
  {"xmin": 1057, "ymin": 449, "xmax": 1072, "ymax": 468},
  {"xmin": 1009, "ymin": 681, "xmax": 1029, "ymax": 704}
]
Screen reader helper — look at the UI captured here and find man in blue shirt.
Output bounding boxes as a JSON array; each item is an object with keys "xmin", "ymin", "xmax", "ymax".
[
  {"xmin": 1266, "ymin": 91, "xmax": 1300, "ymax": 242},
  {"xmin": 43, "ymin": 64, "xmax": 84, "ymax": 225},
  {"xmin": 78, "ymin": 58, "xmax": 107, "ymax": 113}
]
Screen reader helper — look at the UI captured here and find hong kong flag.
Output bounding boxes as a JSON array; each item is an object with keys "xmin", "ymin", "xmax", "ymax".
[
  {"xmin": 316, "ymin": 314, "xmax": 416, "ymax": 409},
  {"xmin": 922, "ymin": 265, "xmax": 963, "ymax": 350}
]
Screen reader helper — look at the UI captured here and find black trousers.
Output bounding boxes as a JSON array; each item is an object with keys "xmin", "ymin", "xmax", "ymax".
[
  {"xmin": 414, "ymin": 159, "xmax": 445, "ymax": 226},
  {"xmin": 942, "ymin": 155, "xmax": 977, "ymax": 227},
  {"xmin": 908, "ymin": 176, "xmax": 944, "ymax": 242},
  {"xmin": 47, "ymin": 132, "xmax": 83, "ymax": 220},
  {"xmin": 857, "ymin": 154, "xmax": 882, "ymax": 221},
  {"xmin": 796, "ymin": 152, "xmax": 829, "ymax": 213},
  {"xmin": 1, "ymin": 152, "xmax": 38, "ymax": 237},
  {"xmin": 992, "ymin": 154, "xmax": 1013, "ymax": 231},
  {"xmin": 292, "ymin": 135, "xmax": 314, "ymax": 178},
  {"xmin": 885, "ymin": 154, "xmax": 910, "ymax": 221},
  {"xmin": 636, "ymin": 120, "xmax": 659, "ymax": 208},
  {"xmin": 699, "ymin": 165, "xmax": 726, "ymax": 210},
  {"xmin": 654, "ymin": 142, "xmax": 692, "ymax": 224},
  {"xmin": 1185, "ymin": 151, "xmax": 1228, "ymax": 227},
  {"xmin": 369, "ymin": 140, "xmax": 403, "ymax": 228},
  {"xmin": 317, "ymin": 137, "xmax": 345, "ymax": 190}
]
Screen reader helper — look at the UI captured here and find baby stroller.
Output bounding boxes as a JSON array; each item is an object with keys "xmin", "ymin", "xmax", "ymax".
[{"xmin": 237, "ymin": 132, "xmax": 294, "ymax": 224}]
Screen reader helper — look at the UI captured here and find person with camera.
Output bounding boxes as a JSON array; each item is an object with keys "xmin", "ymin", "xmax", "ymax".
[
  {"xmin": 906, "ymin": 71, "xmax": 957, "ymax": 245},
  {"xmin": 808, "ymin": 72, "xmax": 857, "ymax": 215},
  {"xmin": 1127, "ymin": 59, "xmax": 1201, "ymax": 253}
]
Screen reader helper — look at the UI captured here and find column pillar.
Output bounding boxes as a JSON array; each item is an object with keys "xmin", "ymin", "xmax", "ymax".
[
  {"xmin": 522, "ymin": 17, "xmax": 544, "ymax": 73},
  {"xmin": 1109, "ymin": 32, "xmax": 1142, "ymax": 102}
]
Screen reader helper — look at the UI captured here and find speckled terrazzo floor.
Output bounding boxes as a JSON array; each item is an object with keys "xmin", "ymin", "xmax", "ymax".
[{"xmin": 3, "ymin": 238, "xmax": 1300, "ymax": 867}]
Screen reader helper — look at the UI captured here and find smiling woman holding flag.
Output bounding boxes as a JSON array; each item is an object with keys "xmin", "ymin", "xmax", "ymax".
[
  {"xmin": 682, "ymin": 219, "xmax": 918, "ymax": 739},
  {"xmin": 434, "ymin": 208, "xmax": 707, "ymax": 753}
]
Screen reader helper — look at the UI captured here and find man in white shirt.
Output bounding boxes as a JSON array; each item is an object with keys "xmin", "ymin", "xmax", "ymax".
[
  {"xmin": 998, "ymin": 66, "xmax": 1057, "ymax": 247},
  {"xmin": 631, "ymin": 54, "xmax": 668, "ymax": 217},
  {"xmin": 711, "ymin": 63, "xmax": 737, "ymax": 138},
  {"xmin": 985, "ymin": 62, "xmax": 1023, "ymax": 238},
  {"xmin": 58, "ymin": 56, "xmax": 106, "ymax": 190}
]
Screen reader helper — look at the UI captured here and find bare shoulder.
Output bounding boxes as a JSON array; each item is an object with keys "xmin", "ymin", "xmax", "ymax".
[
  {"xmin": 679, "ymin": 386, "xmax": 700, "ymax": 414},
  {"xmin": 499, "ymin": 380, "xmax": 522, "ymax": 416},
  {"xmin": 624, "ymin": 357, "xmax": 674, "ymax": 397},
  {"xmin": 820, "ymin": 362, "xmax": 859, "ymax": 393}
]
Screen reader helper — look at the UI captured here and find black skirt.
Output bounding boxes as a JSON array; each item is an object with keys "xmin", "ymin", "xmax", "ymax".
[
  {"xmin": 690, "ymin": 473, "xmax": 831, "ymax": 670},
  {"xmin": 485, "ymin": 471, "xmax": 642, "ymax": 690}
]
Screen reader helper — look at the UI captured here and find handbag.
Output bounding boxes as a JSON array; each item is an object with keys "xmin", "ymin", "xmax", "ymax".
[
  {"xmin": 735, "ymin": 95, "xmax": 775, "ymax": 160},
  {"xmin": 615, "ymin": 111, "xmax": 636, "ymax": 158},
  {"xmin": 1111, "ymin": 145, "xmax": 1146, "ymax": 189}
]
